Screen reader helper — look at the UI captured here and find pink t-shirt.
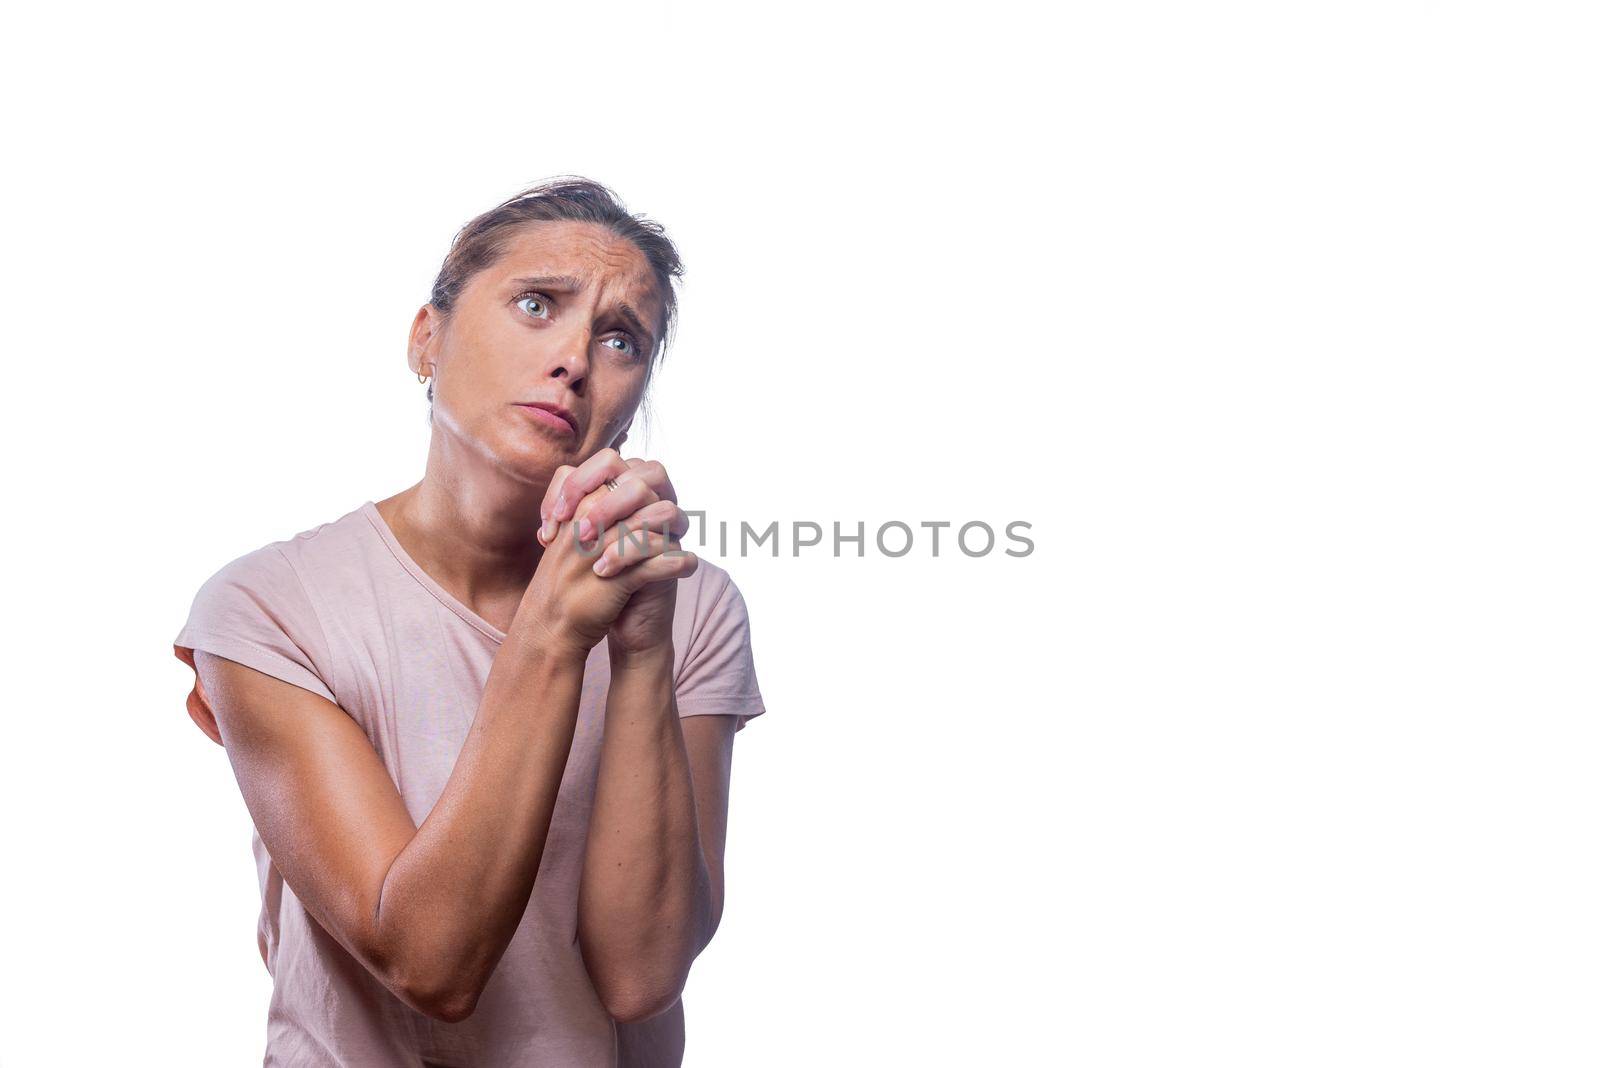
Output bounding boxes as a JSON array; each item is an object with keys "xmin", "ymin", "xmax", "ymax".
[{"xmin": 172, "ymin": 499, "xmax": 766, "ymax": 1067}]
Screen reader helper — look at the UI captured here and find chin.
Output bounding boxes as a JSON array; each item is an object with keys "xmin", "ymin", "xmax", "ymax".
[{"xmin": 475, "ymin": 428, "xmax": 565, "ymax": 482}]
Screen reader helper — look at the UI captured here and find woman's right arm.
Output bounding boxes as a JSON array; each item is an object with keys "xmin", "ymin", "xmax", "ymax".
[
  {"xmin": 195, "ymin": 619, "xmax": 584, "ymax": 1023},
  {"xmin": 192, "ymin": 496, "xmax": 683, "ymax": 1024}
]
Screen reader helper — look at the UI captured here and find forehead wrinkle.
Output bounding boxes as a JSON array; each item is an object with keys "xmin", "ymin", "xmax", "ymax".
[
  {"xmin": 500, "ymin": 232, "xmax": 649, "ymax": 286},
  {"xmin": 496, "ymin": 222, "xmax": 630, "ymax": 272}
]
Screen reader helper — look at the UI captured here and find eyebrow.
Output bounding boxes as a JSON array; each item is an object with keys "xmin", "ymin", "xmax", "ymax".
[
  {"xmin": 614, "ymin": 303, "xmax": 658, "ymax": 353},
  {"xmin": 507, "ymin": 275, "xmax": 659, "ymax": 352},
  {"xmin": 506, "ymin": 275, "xmax": 584, "ymax": 293}
]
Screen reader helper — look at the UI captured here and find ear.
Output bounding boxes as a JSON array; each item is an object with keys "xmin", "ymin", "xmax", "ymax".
[{"xmin": 408, "ymin": 304, "xmax": 442, "ymax": 378}]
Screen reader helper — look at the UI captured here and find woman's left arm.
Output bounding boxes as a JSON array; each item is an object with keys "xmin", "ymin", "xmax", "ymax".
[
  {"xmin": 544, "ymin": 448, "xmax": 747, "ymax": 1023},
  {"xmin": 577, "ymin": 648, "xmax": 737, "ymax": 1024}
]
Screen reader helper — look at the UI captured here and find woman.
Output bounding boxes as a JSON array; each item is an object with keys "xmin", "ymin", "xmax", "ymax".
[{"xmin": 173, "ymin": 178, "xmax": 767, "ymax": 1067}]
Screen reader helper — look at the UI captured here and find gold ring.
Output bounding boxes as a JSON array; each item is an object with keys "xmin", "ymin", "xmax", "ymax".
[{"xmin": 603, "ymin": 477, "xmax": 621, "ymax": 492}]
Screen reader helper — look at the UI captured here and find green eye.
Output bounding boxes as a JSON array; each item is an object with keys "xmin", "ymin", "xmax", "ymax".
[{"xmin": 516, "ymin": 295, "xmax": 550, "ymax": 319}]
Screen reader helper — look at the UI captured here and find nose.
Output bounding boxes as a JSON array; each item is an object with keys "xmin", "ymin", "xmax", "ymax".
[{"xmin": 545, "ymin": 324, "xmax": 590, "ymax": 394}]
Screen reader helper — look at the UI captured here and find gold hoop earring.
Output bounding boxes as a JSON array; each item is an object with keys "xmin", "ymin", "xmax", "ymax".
[{"xmin": 416, "ymin": 371, "xmax": 428, "ymax": 384}]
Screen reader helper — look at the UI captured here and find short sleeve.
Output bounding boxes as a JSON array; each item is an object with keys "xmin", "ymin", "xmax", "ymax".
[
  {"xmin": 674, "ymin": 567, "xmax": 768, "ymax": 733},
  {"xmin": 173, "ymin": 544, "xmax": 338, "ymax": 745}
]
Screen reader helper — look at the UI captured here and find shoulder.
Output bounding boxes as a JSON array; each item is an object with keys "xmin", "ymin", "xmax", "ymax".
[
  {"xmin": 185, "ymin": 542, "xmax": 303, "ymax": 621},
  {"xmin": 683, "ymin": 553, "xmax": 734, "ymax": 598},
  {"xmin": 176, "ymin": 502, "xmax": 373, "ymax": 671},
  {"xmin": 676, "ymin": 555, "xmax": 751, "ymax": 629},
  {"xmin": 174, "ymin": 506, "xmax": 366, "ymax": 737},
  {"xmin": 186, "ymin": 504, "xmax": 361, "ymax": 603},
  {"xmin": 670, "ymin": 556, "xmax": 767, "ymax": 727},
  {"xmin": 672, "ymin": 555, "xmax": 761, "ymax": 665}
]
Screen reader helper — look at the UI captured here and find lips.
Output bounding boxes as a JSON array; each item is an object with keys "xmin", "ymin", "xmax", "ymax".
[{"xmin": 516, "ymin": 402, "xmax": 579, "ymax": 437}]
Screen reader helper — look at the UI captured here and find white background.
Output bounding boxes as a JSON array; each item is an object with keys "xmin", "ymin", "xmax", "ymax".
[{"xmin": 3, "ymin": 2, "xmax": 1597, "ymax": 1065}]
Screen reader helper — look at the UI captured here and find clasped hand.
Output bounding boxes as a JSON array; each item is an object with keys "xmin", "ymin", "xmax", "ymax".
[{"xmin": 522, "ymin": 448, "xmax": 696, "ymax": 659}]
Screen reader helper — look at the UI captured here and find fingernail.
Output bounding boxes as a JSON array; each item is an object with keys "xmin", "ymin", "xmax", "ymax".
[
  {"xmin": 593, "ymin": 556, "xmax": 610, "ymax": 576},
  {"xmin": 577, "ymin": 517, "xmax": 594, "ymax": 542},
  {"xmin": 539, "ymin": 519, "xmax": 553, "ymax": 543}
]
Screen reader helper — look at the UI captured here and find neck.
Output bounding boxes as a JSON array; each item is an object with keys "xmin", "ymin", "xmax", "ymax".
[{"xmin": 377, "ymin": 428, "xmax": 550, "ymax": 611}]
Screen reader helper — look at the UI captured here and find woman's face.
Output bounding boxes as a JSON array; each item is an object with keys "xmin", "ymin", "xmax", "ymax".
[{"xmin": 410, "ymin": 220, "xmax": 665, "ymax": 484}]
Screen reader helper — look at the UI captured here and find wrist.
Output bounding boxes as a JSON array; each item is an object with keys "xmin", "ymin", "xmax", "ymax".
[
  {"xmin": 509, "ymin": 615, "xmax": 593, "ymax": 667},
  {"xmin": 607, "ymin": 639, "xmax": 674, "ymax": 675}
]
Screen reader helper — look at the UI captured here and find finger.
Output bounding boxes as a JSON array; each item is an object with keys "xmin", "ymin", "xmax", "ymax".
[
  {"xmin": 600, "ymin": 548, "xmax": 699, "ymax": 588},
  {"xmin": 575, "ymin": 477, "xmax": 663, "ymax": 542},
  {"xmin": 614, "ymin": 499, "xmax": 689, "ymax": 541},
  {"xmin": 591, "ymin": 529, "xmax": 678, "ymax": 576},
  {"xmin": 619, "ymin": 457, "xmax": 678, "ymax": 505},
  {"xmin": 588, "ymin": 503, "xmax": 689, "ymax": 572},
  {"xmin": 538, "ymin": 465, "xmax": 580, "ymax": 543},
  {"xmin": 550, "ymin": 448, "xmax": 628, "ymax": 523}
]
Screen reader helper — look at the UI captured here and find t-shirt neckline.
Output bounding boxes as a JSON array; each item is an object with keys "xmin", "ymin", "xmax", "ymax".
[{"xmin": 358, "ymin": 499, "xmax": 509, "ymax": 644}]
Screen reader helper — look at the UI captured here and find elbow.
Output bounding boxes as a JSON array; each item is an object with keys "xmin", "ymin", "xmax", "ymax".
[
  {"xmin": 579, "ymin": 908, "xmax": 702, "ymax": 1023},
  {"xmin": 366, "ymin": 897, "xmax": 485, "ymax": 1022},
  {"xmin": 396, "ymin": 970, "xmax": 484, "ymax": 1024},
  {"xmin": 599, "ymin": 976, "xmax": 683, "ymax": 1025},
  {"xmin": 379, "ymin": 942, "xmax": 484, "ymax": 1023},
  {"xmin": 424, "ymin": 994, "xmax": 481, "ymax": 1025}
]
